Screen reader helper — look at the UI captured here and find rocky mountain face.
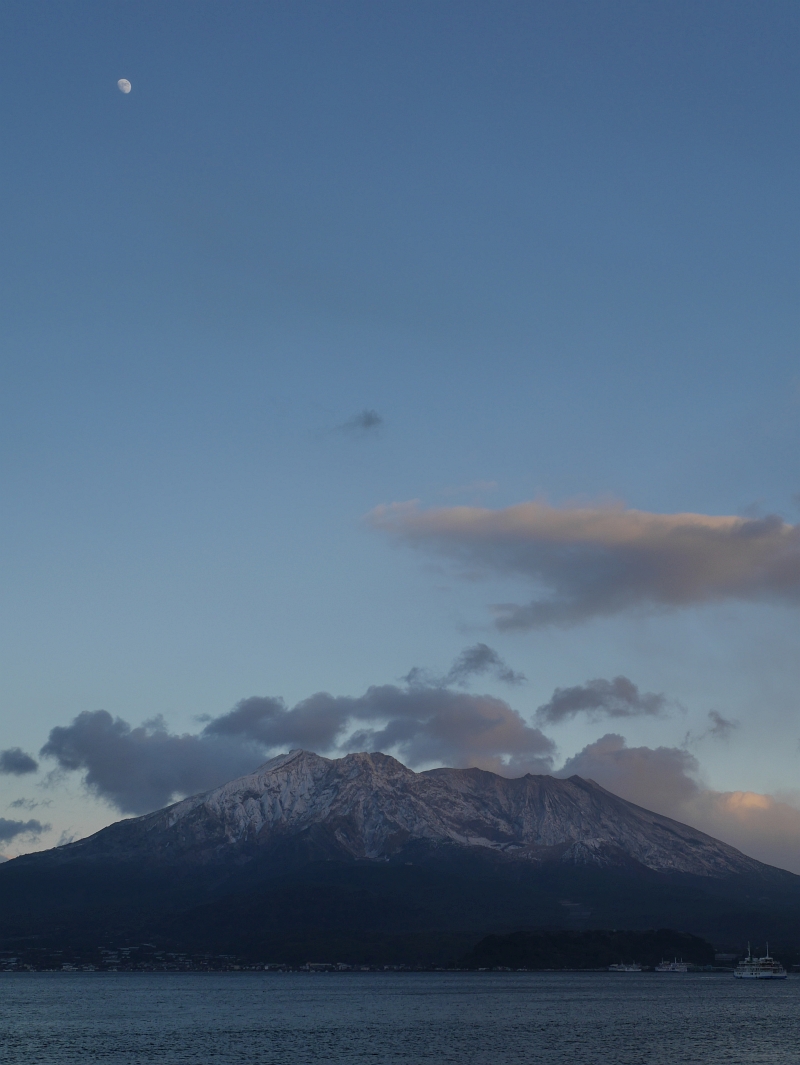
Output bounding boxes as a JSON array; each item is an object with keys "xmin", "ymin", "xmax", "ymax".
[{"xmin": 56, "ymin": 749, "xmax": 764, "ymax": 878}]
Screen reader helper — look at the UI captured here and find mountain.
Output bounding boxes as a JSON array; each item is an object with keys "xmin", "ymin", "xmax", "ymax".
[
  {"xmin": 2, "ymin": 750, "xmax": 800, "ymax": 966},
  {"xmin": 45, "ymin": 749, "xmax": 767, "ymax": 876}
]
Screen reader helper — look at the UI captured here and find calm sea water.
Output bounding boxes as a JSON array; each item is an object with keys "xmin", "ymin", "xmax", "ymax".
[{"xmin": 2, "ymin": 971, "xmax": 799, "ymax": 1064}]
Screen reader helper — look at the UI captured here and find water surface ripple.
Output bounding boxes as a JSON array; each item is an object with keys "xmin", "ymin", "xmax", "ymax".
[{"xmin": 2, "ymin": 972, "xmax": 798, "ymax": 1064}]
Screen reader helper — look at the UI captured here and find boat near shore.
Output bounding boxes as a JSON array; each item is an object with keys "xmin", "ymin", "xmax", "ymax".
[
  {"xmin": 608, "ymin": 962, "xmax": 643, "ymax": 972},
  {"xmin": 733, "ymin": 944, "xmax": 787, "ymax": 980},
  {"xmin": 655, "ymin": 958, "xmax": 688, "ymax": 972}
]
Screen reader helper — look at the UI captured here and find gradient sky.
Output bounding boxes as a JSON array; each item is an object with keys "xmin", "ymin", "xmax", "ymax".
[{"xmin": 2, "ymin": 2, "xmax": 799, "ymax": 867}]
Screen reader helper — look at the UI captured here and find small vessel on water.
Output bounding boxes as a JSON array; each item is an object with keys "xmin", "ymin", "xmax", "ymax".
[
  {"xmin": 608, "ymin": 962, "xmax": 643, "ymax": 972},
  {"xmin": 733, "ymin": 944, "xmax": 787, "ymax": 980},
  {"xmin": 655, "ymin": 958, "xmax": 688, "ymax": 972}
]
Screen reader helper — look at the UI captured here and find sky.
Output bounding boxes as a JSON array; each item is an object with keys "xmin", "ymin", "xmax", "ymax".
[{"xmin": 1, "ymin": 1, "xmax": 800, "ymax": 870}]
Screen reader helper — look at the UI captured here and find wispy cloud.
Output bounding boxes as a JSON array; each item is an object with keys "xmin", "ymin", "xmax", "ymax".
[
  {"xmin": 369, "ymin": 499, "xmax": 800, "ymax": 628},
  {"xmin": 536, "ymin": 676, "xmax": 667, "ymax": 725},
  {"xmin": 8, "ymin": 798, "xmax": 51, "ymax": 811},
  {"xmin": 404, "ymin": 642, "xmax": 525, "ymax": 687},
  {"xmin": 336, "ymin": 409, "xmax": 383, "ymax": 433},
  {"xmin": 705, "ymin": 710, "xmax": 738, "ymax": 741},
  {"xmin": 0, "ymin": 748, "xmax": 39, "ymax": 775}
]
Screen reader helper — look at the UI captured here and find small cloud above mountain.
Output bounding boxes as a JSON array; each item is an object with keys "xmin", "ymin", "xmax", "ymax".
[
  {"xmin": 405, "ymin": 643, "xmax": 525, "ymax": 689},
  {"xmin": 337, "ymin": 409, "xmax": 383, "ymax": 433},
  {"xmin": 536, "ymin": 676, "xmax": 666, "ymax": 725}
]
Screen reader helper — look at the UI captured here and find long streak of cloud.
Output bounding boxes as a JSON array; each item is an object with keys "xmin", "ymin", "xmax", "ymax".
[{"xmin": 369, "ymin": 500, "xmax": 800, "ymax": 627}]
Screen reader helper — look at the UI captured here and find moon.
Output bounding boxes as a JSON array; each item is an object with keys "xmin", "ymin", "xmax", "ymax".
[{"xmin": 117, "ymin": 79, "xmax": 131, "ymax": 94}]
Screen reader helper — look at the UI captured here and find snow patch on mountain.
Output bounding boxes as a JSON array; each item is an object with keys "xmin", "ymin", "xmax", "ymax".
[{"xmin": 117, "ymin": 749, "xmax": 767, "ymax": 878}]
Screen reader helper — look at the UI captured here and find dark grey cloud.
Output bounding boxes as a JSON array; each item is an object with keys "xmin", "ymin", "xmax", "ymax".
[
  {"xmin": 40, "ymin": 674, "xmax": 554, "ymax": 815},
  {"xmin": 370, "ymin": 500, "xmax": 800, "ymax": 628},
  {"xmin": 338, "ymin": 409, "xmax": 383, "ymax": 433},
  {"xmin": 333, "ymin": 686, "xmax": 552, "ymax": 775},
  {"xmin": 536, "ymin": 676, "xmax": 666, "ymax": 725},
  {"xmin": 0, "ymin": 747, "xmax": 39, "ymax": 775},
  {"xmin": 204, "ymin": 695, "xmax": 345, "ymax": 750},
  {"xmin": 206, "ymin": 684, "xmax": 552, "ymax": 777},
  {"xmin": 40, "ymin": 711, "xmax": 265, "ymax": 815},
  {"xmin": 0, "ymin": 817, "xmax": 48, "ymax": 843}
]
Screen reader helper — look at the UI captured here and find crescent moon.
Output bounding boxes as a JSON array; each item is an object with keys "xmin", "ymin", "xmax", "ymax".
[{"xmin": 117, "ymin": 79, "xmax": 131, "ymax": 94}]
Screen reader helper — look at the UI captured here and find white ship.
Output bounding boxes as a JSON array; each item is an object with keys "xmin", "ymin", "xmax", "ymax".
[
  {"xmin": 655, "ymin": 958, "xmax": 688, "ymax": 972},
  {"xmin": 733, "ymin": 944, "xmax": 787, "ymax": 980},
  {"xmin": 608, "ymin": 962, "xmax": 642, "ymax": 972}
]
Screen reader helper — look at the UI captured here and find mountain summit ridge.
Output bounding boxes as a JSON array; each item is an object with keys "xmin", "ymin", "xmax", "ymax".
[{"xmin": 51, "ymin": 748, "xmax": 765, "ymax": 878}]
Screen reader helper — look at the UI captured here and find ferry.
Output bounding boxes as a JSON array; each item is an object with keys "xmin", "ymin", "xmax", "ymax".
[
  {"xmin": 655, "ymin": 958, "xmax": 688, "ymax": 972},
  {"xmin": 608, "ymin": 962, "xmax": 642, "ymax": 972},
  {"xmin": 733, "ymin": 944, "xmax": 787, "ymax": 980}
]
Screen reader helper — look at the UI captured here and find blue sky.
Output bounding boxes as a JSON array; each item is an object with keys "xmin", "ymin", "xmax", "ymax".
[{"xmin": 1, "ymin": 2, "xmax": 799, "ymax": 866}]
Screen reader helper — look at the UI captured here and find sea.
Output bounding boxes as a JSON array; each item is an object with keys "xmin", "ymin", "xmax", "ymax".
[{"xmin": 2, "ymin": 971, "xmax": 799, "ymax": 1064}]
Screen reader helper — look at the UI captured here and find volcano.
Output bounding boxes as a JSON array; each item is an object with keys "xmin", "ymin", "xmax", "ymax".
[{"xmin": 2, "ymin": 750, "xmax": 799, "ymax": 964}]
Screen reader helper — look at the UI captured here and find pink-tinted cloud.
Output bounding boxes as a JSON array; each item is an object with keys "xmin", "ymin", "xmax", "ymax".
[
  {"xmin": 558, "ymin": 733, "xmax": 800, "ymax": 873},
  {"xmin": 370, "ymin": 500, "xmax": 800, "ymax": 627}
]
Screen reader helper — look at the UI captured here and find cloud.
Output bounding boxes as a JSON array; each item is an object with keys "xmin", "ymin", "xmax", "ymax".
[
  {"xmin": 40, "ymin": 711, "xmax": 265, "ymax": 815},
  {"xmin": 206, "ymin": 684, "xmax": 551, "ymax": 776},
  {"xmin": 204, "ymin": 695, "xmax": 346, "ymax": 751},
  {"xmin": 40, "ymin": 673, "xmax": 554, "ymax": 815},
  {"xmin": 0, "ymin": 748, "xmax": 39, "ymax": 775},
  {"xmin": 557, "ymin": 733, "xmax": 701, "ymax": 812},
  {"xmin": 536, "ymin": 676, "xmax": 666, "ymax": 725},
  {"xmin": 369, "ymin": 500, "xmax": 800, "ymax": 628},
  {"xmin": 444, "ymin": 643, "xmax": 525, "ymax": 686},
  {"xmin": 403, "ymin": 644, "xmax": 525, "ymax": 689},
  {"xmin": 705, "ymin": 710, "xmax": 738, "ymax": 740},
  {"xmin": 8, "ymin": 798, "xmax": 50, "ymax": 811},
  {"xmin": 683, "ymin": 710, "xmax": 740, "ymax": 745},
  {"xmin": 0, "ymin": 817, "xmax": 48, "ymax": 844},
  {"xmin": 557, "ymin": 734, "xmax": 800, "ymax": 873},
  {"xmin": 337, "ymin": 409, "xmax": 383, "ymax": 433}
]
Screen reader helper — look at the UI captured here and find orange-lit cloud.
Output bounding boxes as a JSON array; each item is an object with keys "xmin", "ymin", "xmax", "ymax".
[
  {"xmin": 559, "ymin": 733, "xmax": 800, "ymax": 873},
  {"xmin": 370, "ymin": 500, "xmax": 800, "ymax": 627}
]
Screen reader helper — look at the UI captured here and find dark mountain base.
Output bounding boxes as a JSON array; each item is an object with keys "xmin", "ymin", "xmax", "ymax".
[
  {"xmin": 460, "ymin": 929, "xmax": 716, "ymax": 970},
  {"xmin": 3, "ymin": 843, "xmax": 800, "ymax": 966}
]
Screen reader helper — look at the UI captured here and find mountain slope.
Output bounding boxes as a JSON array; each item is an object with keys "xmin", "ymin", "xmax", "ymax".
[{"xmin": 45, "ymin": 749, "xmax": 767, "ymax": 878}]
